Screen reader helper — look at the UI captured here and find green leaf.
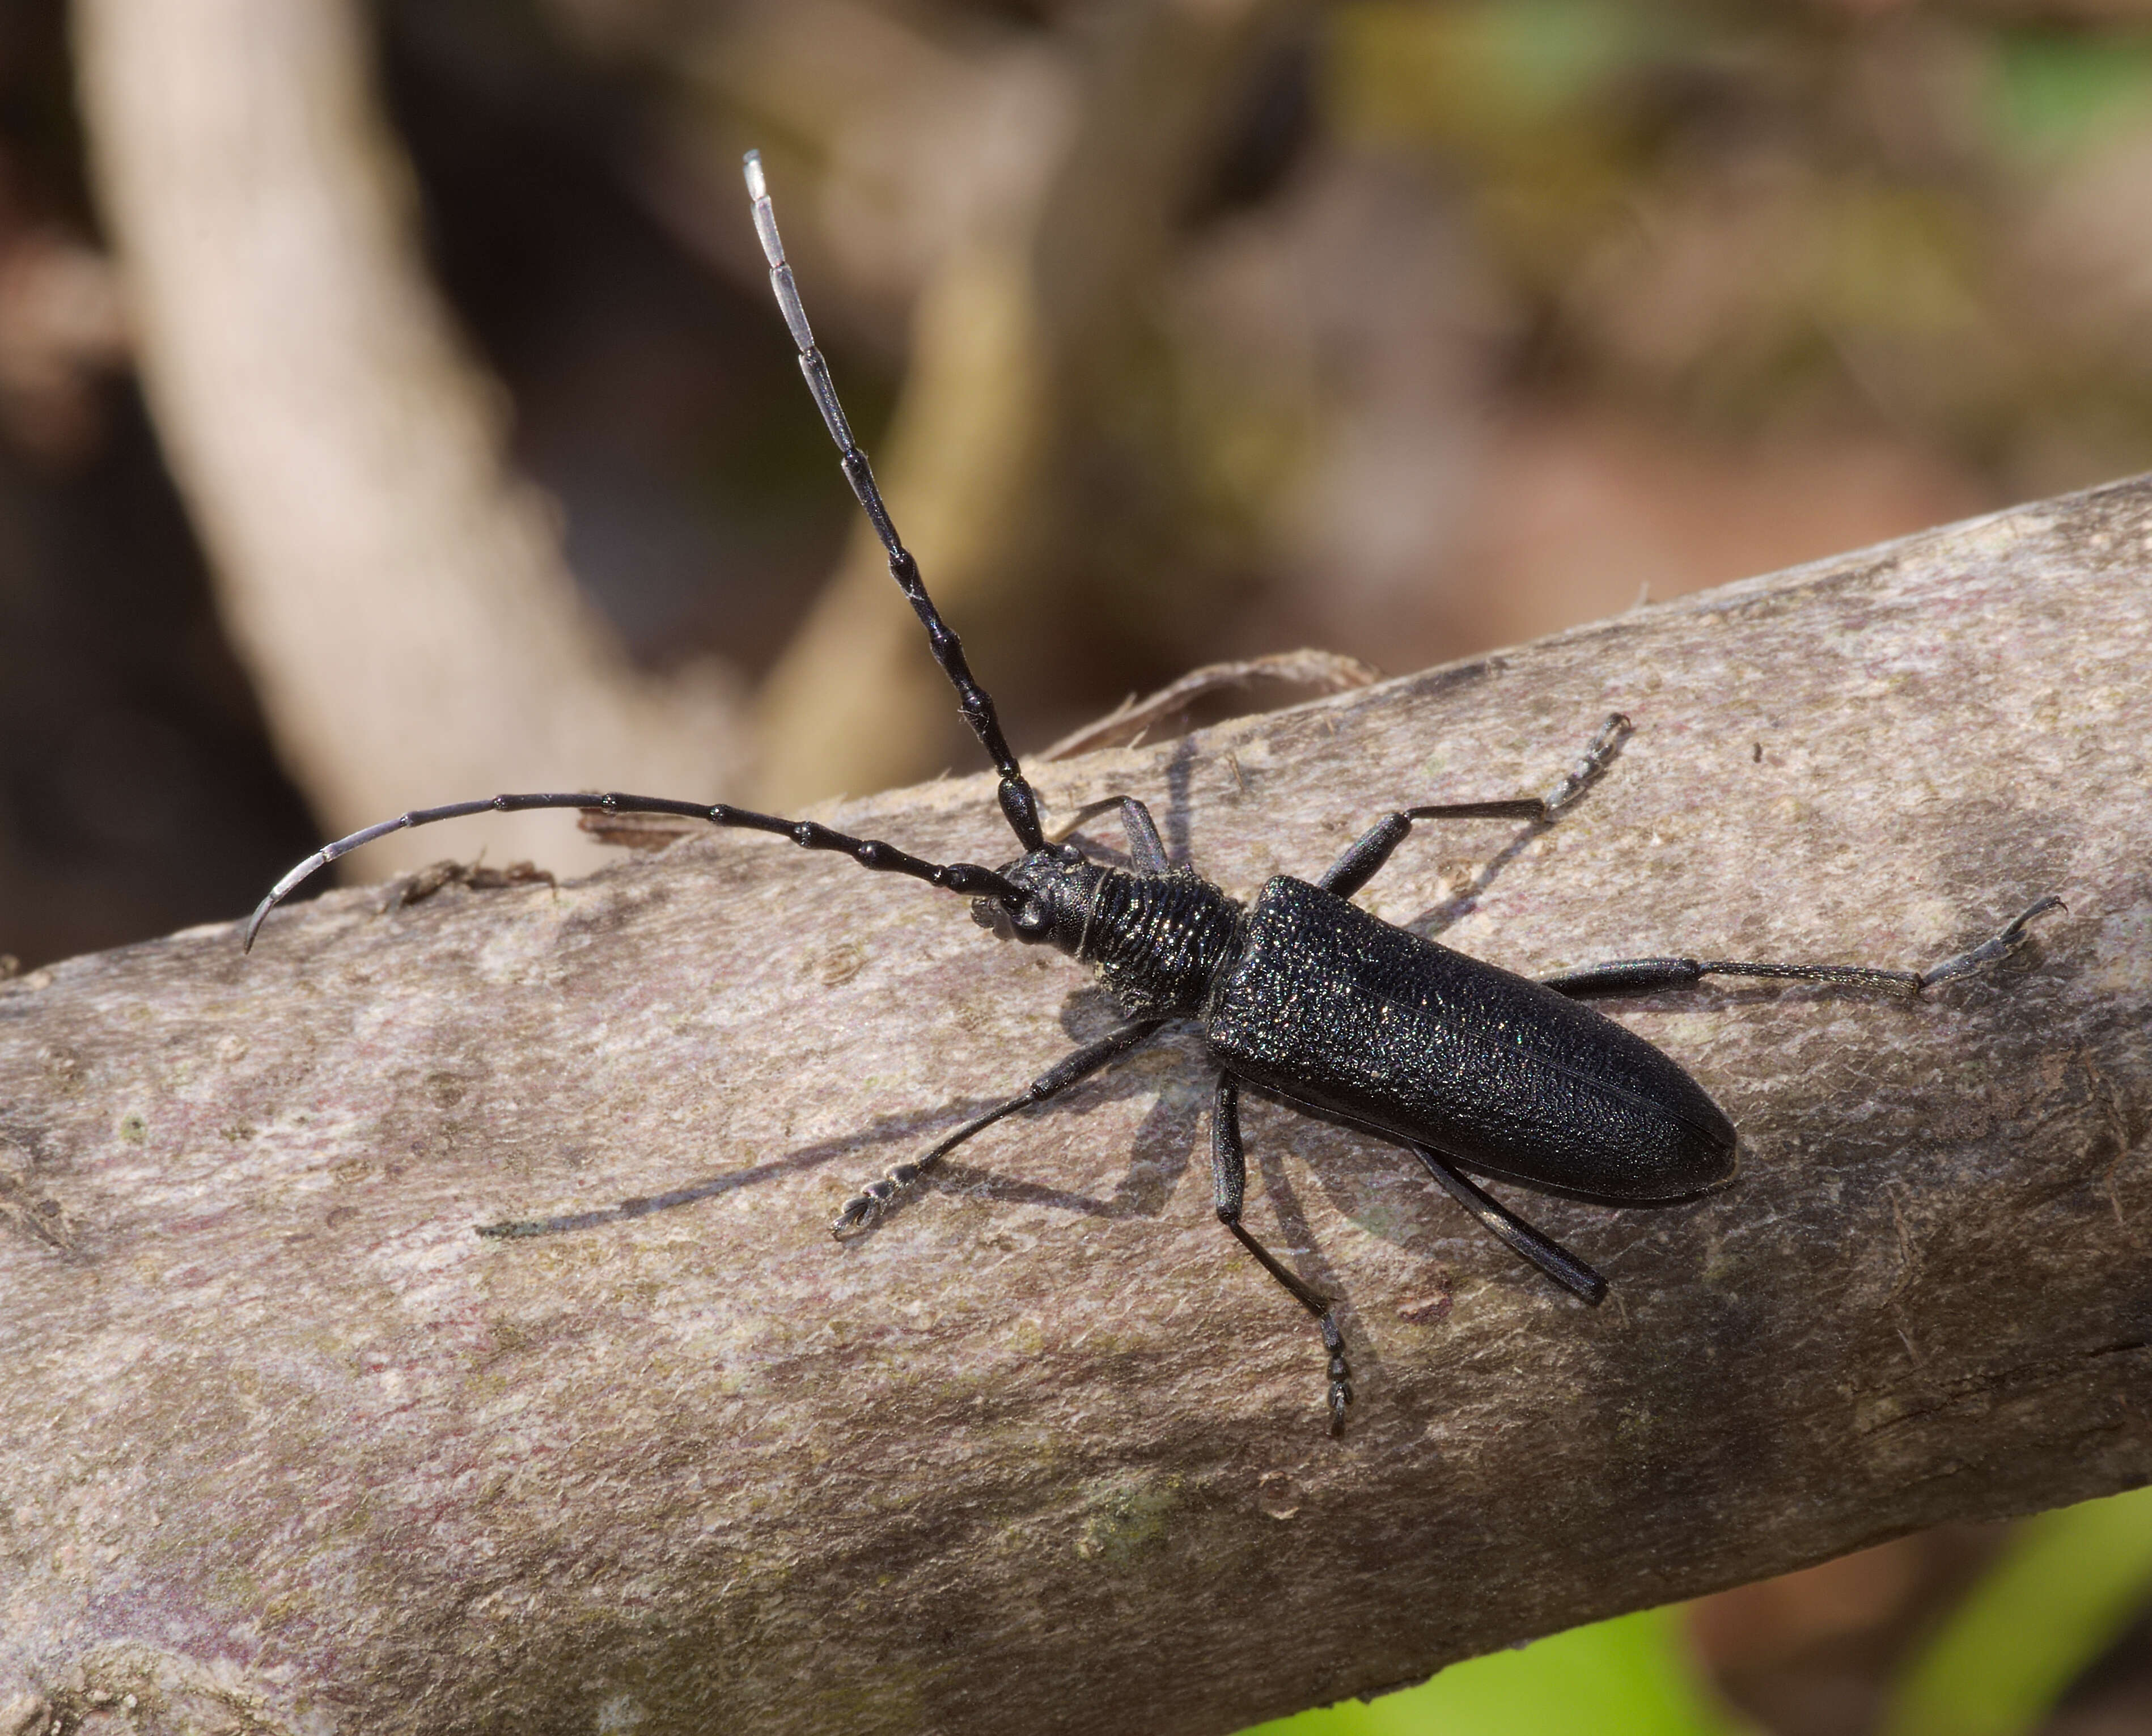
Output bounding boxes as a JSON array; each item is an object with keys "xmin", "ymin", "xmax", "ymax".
[
  {"xmin": 1238, "ymin": 1604, "xmax": 1751, "ymax": 1736},
  {"xmin": 1880, "ymin": 1485, "xmax": 2152, "ymax": 1736},
  {"xmin": 1993, "ymin": 32, "xmax": 2152, "ymax": 160}
]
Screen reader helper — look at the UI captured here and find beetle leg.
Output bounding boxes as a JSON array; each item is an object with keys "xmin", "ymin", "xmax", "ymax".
[
  {"xmin": 1408, "ymin": 1146, "xmax": 1607, "ymax": 1305},
  {"xmin": 1213, "ymin": 1075, "xmax": 1353, "ymax": 1434},
  {"xmin": 1116, "ymin": 799, "xmax": 1171, "ymax": 875},
  {"xmin": 1048, "ymin": 795, "xmax": 1171, "ymax": 874},
  {"xmin": 1538, "ymin": 896, "xmax": 2065, "ymax": 1000},
  {"xmin": 832, "ymin": 1017, "xmax": 1166, "ymax": 1235},
  {"xmin": 1318, "ymin": 713, "xmax": 1631, "ymax": 899}
]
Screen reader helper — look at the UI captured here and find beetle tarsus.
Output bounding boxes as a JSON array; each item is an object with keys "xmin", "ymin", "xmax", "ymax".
[
  {"xmin": 1323, "ymin": 1316, "xmax": 1353, "ymax": 1436},
  {"xmin": 832, "ymin": 1178, "xmax": 898, "ymax": 1237},
  {"xmin": 1317, "ymin": 711, "xmax": 1634, "ymax": 901},
  {"xmin": 1917, "ymin": 894, "xmax": 2067, "ymax": 991},
  {"xmin": 1539, "ymin": 710, "xmax": 1633, "ymax": 814}
]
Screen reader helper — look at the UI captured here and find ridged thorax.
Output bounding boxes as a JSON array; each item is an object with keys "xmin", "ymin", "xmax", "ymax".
[{"xmin": 973, "ymin": 848, "xmax": 1246, "ymax": 1018}]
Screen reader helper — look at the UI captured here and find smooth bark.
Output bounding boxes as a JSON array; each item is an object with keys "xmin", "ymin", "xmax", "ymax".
[{"xmin": 3, "ymin": 480, "xmax": 2149, "ymax": 1735}]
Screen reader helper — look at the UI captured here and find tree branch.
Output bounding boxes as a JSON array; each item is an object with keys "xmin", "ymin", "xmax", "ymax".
[
  {"xmin": 744, "ymin": 0, "xmax": 1311, "ymax": 808},
  {"xmin": 3, "ymin": 480, "xmax": 2149, "ymax": 1735}
]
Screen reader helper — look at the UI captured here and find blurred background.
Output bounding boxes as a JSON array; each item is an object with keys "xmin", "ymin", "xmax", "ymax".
[{"xmin": 6, "ymin": 0, "xmax": 2152, "ymax": 1727}]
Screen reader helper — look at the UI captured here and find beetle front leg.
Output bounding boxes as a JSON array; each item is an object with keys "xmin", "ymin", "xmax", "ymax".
[
  {"xmin": 1213, "ymin": 1074, "xmax": 1352, "ymax": 1433},
  {"xmin": 1318, "ymin": 712, "xmax": 1631, "ymax": 899},
  {"xmin": 1050, "ymin": 794, "xmax": 1171, "ymax": 873},
  {"xmin": 833, "ymin": 1016, "xmax": 1166, "ymax": 1234}
]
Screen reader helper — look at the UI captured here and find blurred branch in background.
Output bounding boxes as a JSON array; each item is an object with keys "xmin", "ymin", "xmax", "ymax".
[
  {"xmin": 73, "ymin": 0, "xmax": 745, "ymax": 881},
  {"xmin": 1252, "ymin": 1485, "xmax": 2152, "ymax": 1736},
  {"xmin": 592, "ymin": 0, "xmax": 1328, "ymax": 806},
  {"xmin": 747, "ymin": 0, "xmax": 1308, "ymax": 806}
]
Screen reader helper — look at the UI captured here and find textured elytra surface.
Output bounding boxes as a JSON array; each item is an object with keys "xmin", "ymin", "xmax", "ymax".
[
  {"xmin": 1208, "ymin": 878, "xmax": 1736, "ymax": 1199},
  {"xmin": 2, "ymin": 481, "xmax": 2150, "ymax": 1736}
]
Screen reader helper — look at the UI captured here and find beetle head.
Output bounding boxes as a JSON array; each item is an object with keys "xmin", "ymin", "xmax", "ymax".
[{"xmin": 971, "ymin": 842, "xmax": 1102, "ymax": 954}]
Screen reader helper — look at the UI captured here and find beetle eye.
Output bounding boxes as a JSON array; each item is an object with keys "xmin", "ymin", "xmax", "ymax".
[{"xmin": 1012, "ymin": 899, "xmax": 1053, "ymax": 940}]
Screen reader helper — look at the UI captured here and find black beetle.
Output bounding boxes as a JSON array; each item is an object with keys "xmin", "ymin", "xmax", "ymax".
[{"xmin": 245, "ymin": 151, "xmax": 2062, "ymax": 1432}]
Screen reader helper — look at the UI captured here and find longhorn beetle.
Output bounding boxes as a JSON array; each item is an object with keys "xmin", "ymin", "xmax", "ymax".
[{"xmin": 245, "ymin": 151, "xmax": 2064, "ymax": 1433}]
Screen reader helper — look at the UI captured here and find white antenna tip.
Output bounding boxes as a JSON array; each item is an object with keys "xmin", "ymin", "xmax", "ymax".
[{"xmin": 743, "ymin": 150, "xmax": 767, "ymax": 200}]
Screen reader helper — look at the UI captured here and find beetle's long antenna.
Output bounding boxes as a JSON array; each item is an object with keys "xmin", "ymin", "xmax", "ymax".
[
  {"xmin": 242, "ymin": 791, "xmax": 1028, "ymax": 952},
  {"xmin": 743, "ymin": 150, "xmax": 1047, "ymax": 855}
]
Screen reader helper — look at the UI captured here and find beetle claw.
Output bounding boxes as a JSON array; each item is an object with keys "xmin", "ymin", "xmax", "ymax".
[
  {"xmin": 832, "ymin": 1171, "xmax": 909, "ymax": 1238},
  {"xmin": 831, "ymin": 1193, "xmax": 882, "ymax": 1237}
]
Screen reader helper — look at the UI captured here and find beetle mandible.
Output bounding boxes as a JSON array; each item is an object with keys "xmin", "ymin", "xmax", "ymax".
[{"xmin": 245, "ymin": 151, "xmax": 2064, "ymax": 1433}]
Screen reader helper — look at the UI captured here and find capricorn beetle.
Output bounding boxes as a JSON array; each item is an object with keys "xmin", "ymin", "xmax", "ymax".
[{"xmin": 245, "ymin": 151, "xmax": 2064, "ymax": 1433}]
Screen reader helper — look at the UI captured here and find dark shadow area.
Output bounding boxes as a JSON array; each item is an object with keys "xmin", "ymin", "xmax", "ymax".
[
  {"xmin": 376, "ymin": 1, "xmax": 868, "ymax": 678},
  {"xmin": 0, "ymin": 383, "xmax": 320, "ymax": 969},
  {"xmin": 1404, "ymin": 815, "xmax": 1560, "ymax": 942},
  {"xmin": 0, "ymin": 1, "xmax": 319, "ymax": 970},
  {"xmin": 473, "ymin": 1098, "xmax": 969, "ymax": 1239}
]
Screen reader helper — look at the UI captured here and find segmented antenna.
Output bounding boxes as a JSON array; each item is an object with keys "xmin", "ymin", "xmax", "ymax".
[
  {"xmin": 743, "ymin": 150, "xmax": 1046, "ymax": 854},
  {"xmin": 239, "ymin": 789, "xmax": 1030, "ymax": 951}
]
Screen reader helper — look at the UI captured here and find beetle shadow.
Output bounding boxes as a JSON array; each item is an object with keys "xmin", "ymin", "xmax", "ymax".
[
  {"xmin": 479, "ymin": 992, "xmax": 1206, "ymax": 1243},
  {"xmin": 1248, "ymin": 1104, "xmax": 1385, "ymax": 1399},
  {"xmin": 923, "ymin": 1067, "xmax": 1206, "ymax": 1224},
  {"xmin": 1162, "ymin": 735, "xmax": 1198, "ymax": 866},
  {"xmin": 473, "ymin": 1011, "xmax": 1404, "ymax": 1420},
  {"xmin": 908, "ymin": 1034, "xmax": 1393, "ymax": 1409},
  {"xmin": 1055, "ymin": 985, "xmax": 1134, "ymax": 1044},
  {"xmin": 1401, "ymin": 816, "xmax": 1559, "ymax": 942},
  {"xmin": 471, "ymin": 1102, "xmax": 1009, "ymax": 1239},
  {"xmin": 872, "ymin": 988, "xmax": 1210, "ymax": 1227}
]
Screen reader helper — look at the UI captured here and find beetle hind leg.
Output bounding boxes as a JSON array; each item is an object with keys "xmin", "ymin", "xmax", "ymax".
[
  {"xmin": 1409, "ymin": 1146, "xmax": 1607, "ymax": 1304},
  {"xmin": 1213, "ymin": 1075, "xmax": 1352, "ymax": 1433}
]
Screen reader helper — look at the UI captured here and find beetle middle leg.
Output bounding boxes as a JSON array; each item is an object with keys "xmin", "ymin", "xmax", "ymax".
[
  {"xmin": 1213, "ymin": 1075, "xmax": 1353, "ymax": 1433},
  {"xmin": 833, "ymin": 1015, "xmax": 1166, "ymax": 1234},
  {"xmin": 1319, "ymin": 712, "xmax": 1632, "ymax": 899},
  {"xmin": 1537, "ymin": 896, "xmax": 2065, "ymax": 1001}
]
